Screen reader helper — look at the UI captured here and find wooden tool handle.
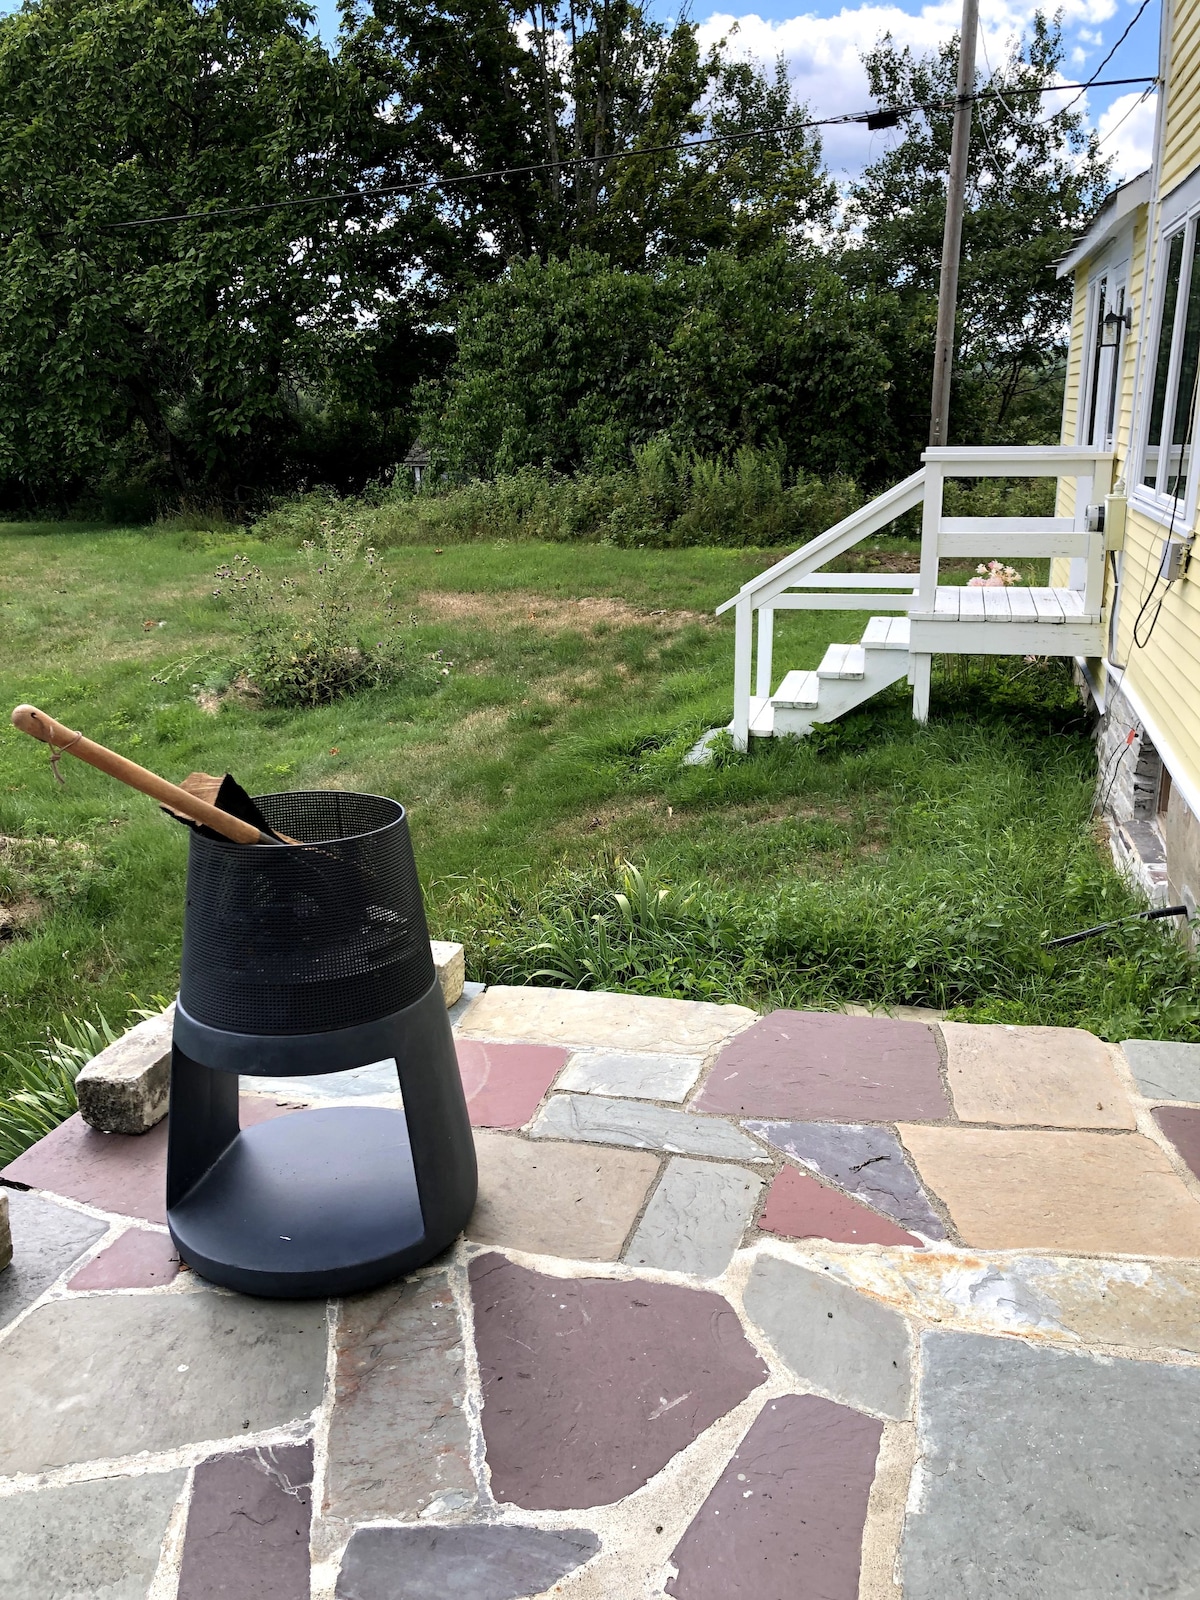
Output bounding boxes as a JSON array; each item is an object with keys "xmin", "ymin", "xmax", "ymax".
[{"xmin": 11, "ymin": 704, "xmax": 268, "ymax": 846}]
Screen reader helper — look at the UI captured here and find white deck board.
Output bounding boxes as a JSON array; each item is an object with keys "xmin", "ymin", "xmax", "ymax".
[
  {"xmin": 959, "ymin": 585, "xmax": 986, "ymax": 620},
  {"xmin": 773, "ymin": 669, "xmax": 820, "ymax": 708},
  {"xmin": 1031, "ymin": 587, "xmax": 1065, "ymax": 621},
  {"xmin": 860, "ymin": 616, "xmax": 891, "ymax": 647},
  {"xmin": 982, "ymin": 586, "xmax": 1011, "ymax": 621},
  {"xmin": 818, "ymin": 642, "xmax": 865, "ymax": 679},
  {"xmin": 1008, "ymin": 587, "xmax": 1037, "ymax": 619}
]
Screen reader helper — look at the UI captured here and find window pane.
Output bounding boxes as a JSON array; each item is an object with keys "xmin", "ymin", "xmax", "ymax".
[
  {"xmin": 1143, "ymin": 230, "xmax": 1185, "ymax": 489},
  {"xmin": 1102, "ymin": 288, "xmax": 1125, "ymax": 449},
  {"xmin": 1167, "ymin": 234, "xmax": 1200, "ymax": 499},
  {"xmin": 1085, "ymin": 276, "xmax": 1107, "ymax": 446}
]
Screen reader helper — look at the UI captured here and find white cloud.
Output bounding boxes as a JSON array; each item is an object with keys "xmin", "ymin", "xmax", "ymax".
[
  {"xmin": 696, "ymin": 0, "xmax": 1129, "ymax": 176},
  {"xmin": 1095, "ymin": 89, "xmax": 1158, "ymax": 182}
]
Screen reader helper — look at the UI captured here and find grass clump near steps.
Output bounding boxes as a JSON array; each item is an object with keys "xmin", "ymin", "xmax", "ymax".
[
  {"xmin": 439, "ymin": 697, "xmax": 1200, "ymax": 1042},
  {"xmin": 0, "ymin": 521, "xmax": 1196, "ymax": 1162}
]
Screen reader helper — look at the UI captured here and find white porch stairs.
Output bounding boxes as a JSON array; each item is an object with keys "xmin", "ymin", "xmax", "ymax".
[
  {"xmin": 718, "ymin": 446, "xmax": 1116, "ymax": 750},
  {"xmin": 750, "ymin": 617, "xmax": 914, "ymax": 738}
]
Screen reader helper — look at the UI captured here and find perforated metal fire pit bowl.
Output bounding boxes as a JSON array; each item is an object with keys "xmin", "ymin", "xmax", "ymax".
[{"xmin": 166, "ymin": 792, "xmax": 477, "ymax": 1298}]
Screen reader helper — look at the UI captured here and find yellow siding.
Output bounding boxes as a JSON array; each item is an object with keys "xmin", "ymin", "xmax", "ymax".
[
  {"xmin": 1115, "ymin": 503, "xmax": 1200, "ymax": 794},
  {"xmin": 1052, "ymin": 277, "xmax": 1090, "ymax": 586},
  {"xmin": 1060, "ymin": 274, "xmax": 1088, "ymax": 449},
  {"xmin": 1049, "ymin": 0, "xmax": 1200, "ymax": 795},
  {"xmin": 1162, "ymin": 0, "xmax": 1200, "ymax": 197}
]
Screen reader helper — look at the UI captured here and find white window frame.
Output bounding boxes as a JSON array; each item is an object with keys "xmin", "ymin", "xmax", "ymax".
[
  {"xmin": 1077, "ymin": 265, "xmax": 1130, "ymax": 452},
  {"xmin": 1133, "ymin": 171, "xmax": 1200, "ymax": 531}
]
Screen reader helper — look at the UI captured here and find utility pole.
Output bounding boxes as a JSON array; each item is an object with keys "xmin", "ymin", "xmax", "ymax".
[{"xmin": 929, "ymin": 0, "xmax": 979, "ymax": 448}]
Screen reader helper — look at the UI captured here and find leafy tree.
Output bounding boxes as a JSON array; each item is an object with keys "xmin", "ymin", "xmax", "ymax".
[
  {"xmin": 0, "ymin": 0, "xmax": 379, "ymax": 504},
  {"xmin": 844, "ymin": 16, "xmax": 1111, "ymax": 453},
  {"xmin": 424, "ymin": 245, "xmax": 897, "ymax": 477},
  {"xmin": 343, "ymin": 0, "xmax": 834, "ymax": 273}
]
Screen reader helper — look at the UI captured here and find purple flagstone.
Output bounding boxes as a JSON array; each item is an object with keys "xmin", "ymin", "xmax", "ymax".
[
  {"xmin": 696, "ymin": 1011, "xmax": 950, "ymax": 1123},
  {"xmin": 68, "ymin": 1227, "xmax": 180, "ymax": 1290},
  {"xmin": 745, "ymin": 1121, "xmax": 947, "ymax": 1239},
  {"xmin": 666, "ymin": 1394, "xmax": 882, "ymax": 1600},
  {"xmin": 335, "ymin": 1525, "xmax": 600, "ymax": 1600},
  {"xmin": 177, "ymin": 1442, "xmax": 312, "ymax": 1599},
  {"xmin": 469, "ymin": 1252, "xmax": 767, "ymax": 1510},
  {"xmin": 1153, "ymin": 1105, "xmax": 1200, "ymax": 1183},
  {"xmin": 0, "ymin": 1099, "xmax": 295, "ymax": 1225}
]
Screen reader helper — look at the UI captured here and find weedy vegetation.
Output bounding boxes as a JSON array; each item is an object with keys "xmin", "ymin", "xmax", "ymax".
[{"xmin": 0, "ymin": 521, "xmax": 1196, "ymax": 1165}]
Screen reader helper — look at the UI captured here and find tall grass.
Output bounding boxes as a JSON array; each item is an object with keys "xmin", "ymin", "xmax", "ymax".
[
  {"xmin": 253, "ymin": 440, "xmax": 864, "ymax": 551},
  {"xmin": 0, "ymin": 1011, "xmax": 124, "ymax": 1165}
]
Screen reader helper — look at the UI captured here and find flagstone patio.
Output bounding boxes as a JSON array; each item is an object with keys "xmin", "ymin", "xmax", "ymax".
[{"xmin": 5, "ymin": 985, "xmax": 1200, "ymax": 1598}]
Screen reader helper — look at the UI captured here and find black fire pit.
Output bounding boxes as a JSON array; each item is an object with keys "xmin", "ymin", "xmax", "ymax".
[{"xmin": 166, "ymin": 791, "xmax": 477, "ymax": 1298}]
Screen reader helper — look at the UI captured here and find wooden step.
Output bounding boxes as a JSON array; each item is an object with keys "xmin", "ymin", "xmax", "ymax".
[
  {"xmin": 748, "ymin": 695, "xmax": 775, "ymax": 736},
  {"xmin": 772, "ymin": 670, "xmax": 819, "ymax": 709},
  {"xmin": 861, "ymin": 616, "xmax": 911, "ymax": 650},
  {"xmin": 817, "ymin": 643, "xmax": 865, "ymax": 679}
]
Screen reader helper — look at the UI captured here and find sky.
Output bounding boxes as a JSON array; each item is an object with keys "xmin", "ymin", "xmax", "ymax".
[{"xmin": 305, "ymin": 0, "xmax": 1163, "ymax": 186}]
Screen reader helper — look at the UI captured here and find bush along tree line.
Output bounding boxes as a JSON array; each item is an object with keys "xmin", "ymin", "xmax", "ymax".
[{"xmin": 0, "ymin": 0, "xmax": 1109, "ymax": 519}]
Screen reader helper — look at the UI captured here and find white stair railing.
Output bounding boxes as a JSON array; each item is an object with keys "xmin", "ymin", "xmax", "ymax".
[
  {"xmin": 717, "ymin": 470, "xmax": 926, "ymax": 749},
  {"xmin": 718, "ymin": 446, "xmax": 1113, "ymax": 748}
]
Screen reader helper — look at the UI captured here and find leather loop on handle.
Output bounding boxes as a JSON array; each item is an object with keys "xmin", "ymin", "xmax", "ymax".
[{"xmin": 10, "ymin": 704, "xmax": 268, "ymax": 846}]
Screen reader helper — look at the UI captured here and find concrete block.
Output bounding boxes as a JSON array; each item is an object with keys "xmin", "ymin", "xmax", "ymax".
[
  {"xmin": 431, "ymin": 940, "xmax": 465, "ymax": 1007},
  {"xmin": 0, "ymin": 1189, "xmax": 9, "ymax": 1274},
  {"xmin": 75, "ymin": 1004, "xmax": 173, "ymax": 1134}
]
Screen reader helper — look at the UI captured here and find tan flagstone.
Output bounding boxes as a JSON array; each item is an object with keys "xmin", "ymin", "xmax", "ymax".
[
  {"xmin": 825, "ymin": 1249, "xmax": 1200, "ymax": 1356},
  {"xmin": 941, "ymin": 1023, "xmax": 1136, "ymax": 1129},
  {"xmin": 456, "ymin": 984, "xmax": 756, "ymax": 1055},
  {"xmin": 467, "ymin": 1131, "xmax": 659, "ymax": 1260},
  {"xmin": 897, "ymin": 1125, "xmax": 1200, "ymax": 1255}
]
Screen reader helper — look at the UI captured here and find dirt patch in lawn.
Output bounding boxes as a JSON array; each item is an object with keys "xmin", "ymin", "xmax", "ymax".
[{"xmin": 418, "ymin": 591, "xmax": 710, "ymax": 632}]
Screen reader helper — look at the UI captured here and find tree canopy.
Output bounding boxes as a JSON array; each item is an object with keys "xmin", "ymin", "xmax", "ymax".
[{"xmin": 0, "ymin": 0, "xmax": 1116, "ymax": 507}]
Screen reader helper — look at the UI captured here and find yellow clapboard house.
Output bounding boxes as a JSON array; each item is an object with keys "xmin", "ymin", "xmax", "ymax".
[
  {"xmin": 1054, "ymin": 0, "xmax": 1200, "ymax": 912},
  {"xmin": 716, "ymin": 5, "xmax": 1200, "ymax": 918}
]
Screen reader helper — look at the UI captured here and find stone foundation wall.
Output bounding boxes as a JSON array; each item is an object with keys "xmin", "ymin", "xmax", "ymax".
[
  {"xmin": 1088, "ymin": 677, "xmax": 1197, "ymax": 941},
  {"xmin": 1166, "ymin": 787, "xmax": 1200, "ymax": 925}
]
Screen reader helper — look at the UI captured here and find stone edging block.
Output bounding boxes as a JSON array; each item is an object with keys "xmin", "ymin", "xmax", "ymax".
[
  {"xmin": 75, "ymin": 941, "xmax": 466, "ymax": 1135},
  {"xmin": 76, "ymin": 1006, "xmax": 174, "ymax": 1135},
  {"xmin": 430, "ymin": 940, "xmax": 465, "ymax": 1007},
  {"xmin": 0, "ymin": 1191, "xmax": 10, "ymax": 1274}
]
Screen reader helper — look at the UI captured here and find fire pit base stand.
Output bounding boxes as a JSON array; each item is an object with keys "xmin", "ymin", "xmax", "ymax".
[{"xmin": 166, "ymin": 976, "xmax": 476, "ymax": 1298}]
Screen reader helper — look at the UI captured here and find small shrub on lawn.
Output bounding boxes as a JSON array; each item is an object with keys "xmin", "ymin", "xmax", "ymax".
[{"xmin": 214, "ymin": 523, "xmax": 430, "ymax": 708}]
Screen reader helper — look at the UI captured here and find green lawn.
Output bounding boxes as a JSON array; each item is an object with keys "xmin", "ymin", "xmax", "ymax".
[{"xmin": 1, "ymin": 520, "xmax": 1196, "ymax": 1094}]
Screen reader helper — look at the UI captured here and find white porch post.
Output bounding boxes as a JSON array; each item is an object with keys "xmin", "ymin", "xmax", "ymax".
[
  {"xmin": 1068, "ymin": 469, "xmax": 1093, "ymax": 595},
  {"xmin": 911, "ymin": 654, "xmax": 932, "ymax": 723},
  {"xmin": 912, "ymin": 460, "xmax": 942, "ymax": 721},
  {"xmin": 732, "ymin": 597, "xmax": 753, "ymax": 751},
  {"xmin": 755, "ymin": 606, "xmax": 775, "ymax": 700}
]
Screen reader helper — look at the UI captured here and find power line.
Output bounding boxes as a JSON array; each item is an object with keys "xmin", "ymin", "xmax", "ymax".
[
  {"xmin": 96, "ymin": 75, "xmax": 1156, "ymax": 231},
  {"xmin": 1096, "ymin": 81, "xmax": 1157, "ymax": 149},
  {"xmin": 1037, "ymin": 0, "xmax": 1157, "ymax": 124}
]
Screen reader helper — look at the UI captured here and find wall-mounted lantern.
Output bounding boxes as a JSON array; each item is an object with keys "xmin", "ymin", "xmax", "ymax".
[{"xmin": 1101, "ymin": 302, "xmax": 1133, "ymax": 346}]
